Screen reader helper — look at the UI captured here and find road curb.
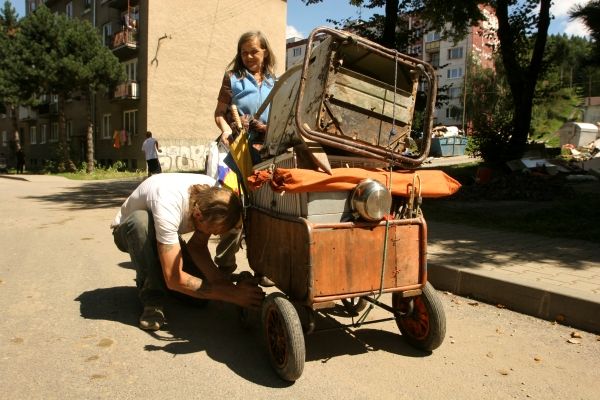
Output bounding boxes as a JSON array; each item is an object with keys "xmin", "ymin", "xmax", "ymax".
[{"xmin": 428, "ymin": 263, "xmax": 600, "ymax": 334}]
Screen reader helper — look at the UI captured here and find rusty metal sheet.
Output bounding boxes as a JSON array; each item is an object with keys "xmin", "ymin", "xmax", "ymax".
[
  {"xmin": 310, "ymin": 223, "xmax": 423, "ymax": 298},
  {"xmin": 246, "ymin": 207, "xmax": 426, "ymax": 305}
]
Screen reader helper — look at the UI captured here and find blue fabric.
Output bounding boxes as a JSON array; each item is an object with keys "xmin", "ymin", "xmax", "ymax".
[{"xmin": 230, "ymin": 71, "xmax": 274, "ymax": 124}]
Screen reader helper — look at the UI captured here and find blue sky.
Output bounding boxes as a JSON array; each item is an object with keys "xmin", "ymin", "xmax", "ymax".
[{"xmin": 7, "ymin": 0, "xmax": 592, "ymax": 39}]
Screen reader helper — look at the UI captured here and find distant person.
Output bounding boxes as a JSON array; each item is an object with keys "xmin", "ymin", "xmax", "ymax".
[
  {"xmin": 141, "ymin": 131, "xmax": 162, "ymax": 177},
  {"xmin": 16, "ymin": 149, "xmax": 25, "ymax": 174},
  {"xmin": 111, "ymin": 173, "xmax": 265, "ymax": 331}
]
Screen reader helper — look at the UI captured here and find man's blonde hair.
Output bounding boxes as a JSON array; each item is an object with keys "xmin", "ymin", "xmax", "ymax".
[{"xmin": 188, "ymin": 185, "xmax": 242, "ymax": 231}]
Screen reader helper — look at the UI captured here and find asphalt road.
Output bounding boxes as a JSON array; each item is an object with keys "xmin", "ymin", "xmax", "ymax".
[{"xmin": 1, "ymin": 175, "xmax": 598, "ymax": 399}]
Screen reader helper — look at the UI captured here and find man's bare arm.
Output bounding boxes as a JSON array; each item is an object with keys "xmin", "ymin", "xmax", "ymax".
[{"xmin": 156, "ymin": 240, "xmax": 264, "ymax": 308}]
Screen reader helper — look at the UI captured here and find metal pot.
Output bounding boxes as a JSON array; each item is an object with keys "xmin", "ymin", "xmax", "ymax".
[{"xmin": 351, "ymin": 179, "xmax": 392, "ymax": 221}]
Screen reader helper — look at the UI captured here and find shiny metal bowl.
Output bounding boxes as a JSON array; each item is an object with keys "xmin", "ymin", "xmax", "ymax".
[{"xmin": 351, "ymin": 179, "xmax": 392, "ymax": 221}]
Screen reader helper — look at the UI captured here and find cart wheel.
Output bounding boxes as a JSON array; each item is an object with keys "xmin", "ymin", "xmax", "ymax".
[
  {"xmin": 341, "ymin": 297, "xmax": 368, "ymax": 316},
  {"xmin": 261, "ymin": 293, "xmax": 305, "ymax": 381},
  {"xmin": 393, "ymin": 282, "xmax": 446, "ymax": 351}
]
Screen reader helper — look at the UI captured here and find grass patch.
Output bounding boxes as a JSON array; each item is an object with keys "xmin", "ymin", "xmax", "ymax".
[{"xmin": 56, "ymin": 169, "xmax": 146, "ymax": 180}]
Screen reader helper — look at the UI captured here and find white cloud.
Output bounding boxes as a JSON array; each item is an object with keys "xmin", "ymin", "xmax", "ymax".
[
  {"xmin": 552, "ymin": 0, "xmax": 592, "ymax": 37},
  {"xmin": 286, "ymin": 25, "xmax": 305, "ymax": 40},
  {"xmin": 552, "ymin": 0, "xmax": 590, "ymax": 18},
  {"xmin": 564, "ymin": 20, "xmax": 591, "ymax": 37}
]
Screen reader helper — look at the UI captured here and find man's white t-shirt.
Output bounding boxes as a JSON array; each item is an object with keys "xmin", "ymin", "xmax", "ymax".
[
  {"xmin": 141, "ymin": 137, "xmax": 159, "ymax": 160},
  {"xmin": 111, "ymin": 173, "xmax": 216, "ymax": 244}
]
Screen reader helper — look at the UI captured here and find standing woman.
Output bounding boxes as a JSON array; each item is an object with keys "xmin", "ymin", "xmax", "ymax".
[
  {"xmin": 214, "ymin": 31, "xmax": 276, "ymax": 157},
  {"xmin": 211, "ymin": 31, "xmax": 276, "ymax": 282}
]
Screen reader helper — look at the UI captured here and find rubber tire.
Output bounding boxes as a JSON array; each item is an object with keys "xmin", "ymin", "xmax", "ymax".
[
  {"xmin": 261, "ymin": 293, "xmax": 305, "ymax": 381},
  {"xmin": 393, "ymin": 282, "xmax": 446, "ymax": 351},
  {"xmin": 341, "ymin": 297, "xmax": 368, "ymax": 316}
]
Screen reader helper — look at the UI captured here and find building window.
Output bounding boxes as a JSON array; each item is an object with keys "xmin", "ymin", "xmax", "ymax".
[
  {"xmin": 40, "ymin": 124, "xmax": 47, "ymax": 144},
  {"xmin": 50, "ymin": 122, "xmax": 58, "ymax": 142},
  {"xmin": 449, "ymin": 86, "xmax": 462, "ymax": 99},
  {"xmin": 83, "ymin": 0, "xmax": 92, "ymax": 10},
  {"xmin": 447, "ymin": 67, "xmax": 463, "ymax": 79},
  {"xmin": 425, "ymin": 31, "xmax": 440, "ymax": 42},
  {"xmin": 445, "ymin": 106, "xmax": 461, "ymax": 119},
  {"xmin": 2, "ymin": 130, "xmax": 7, "ymax": 147},
  {"xmin": 448, "ymin": 47, "xmax": 463, "ymax": 60},
  {"xmin": 429, "ymin": 53, "xmax": 440, "ymax": 68},
  {"xmin": 124, "ymin": 59, "xmax": 137, "ymax": 81},
  {"xmin": 124, "ymin": 109, "xmax": 138, "ymax": 140},
  {"xmin": 66, "ymin": 2, "xmax": 73, "ymax": 18},
  {"xmin": 292, "ymin": 47, "xmax": 302, "ymax": 57},
  {"xmin": 102, "ymin": 114, "xmax": 112, "ymax": 139},
  {"xmin": 66, "ymin": 120, "xmax": 72, "ymax": 141},
  {"xmin": 102, "ymin": 23, "xmax": 112, "ymax": 46},
  {"xmin": 30, "ymin": 126, "xmax": 37, "ymax": 145}
]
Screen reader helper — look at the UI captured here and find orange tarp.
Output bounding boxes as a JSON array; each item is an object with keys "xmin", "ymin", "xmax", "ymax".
[{"xmin": 248, "ymin": 167, "xmax": 461, "ymax": 198}]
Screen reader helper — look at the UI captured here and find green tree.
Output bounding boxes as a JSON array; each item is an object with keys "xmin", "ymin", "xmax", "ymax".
[
  {"xmin": 0, "ymin": 0, "xmax": 28, "ymax": 153},
  {"xmin": 569, "ymin": 0, "xmax": 600, "ymax": 64},
  {"xmin": 18, "ymin": 5, "xmax": 124, "ymax": 172}
]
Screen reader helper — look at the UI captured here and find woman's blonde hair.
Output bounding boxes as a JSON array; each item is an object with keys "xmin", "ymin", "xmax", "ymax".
[
  {"xmin": 228, "ymin": 31, "xmax": 276, "ymax": 79},
  {"xmin": 188, "ymin": 185, "xmax": 242, "ymax": 231}
]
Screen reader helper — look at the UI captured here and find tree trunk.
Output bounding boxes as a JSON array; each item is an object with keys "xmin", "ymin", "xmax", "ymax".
[
  {"xmin": 382, "ymin": 0, "xmax": 399, "ymax": 48},
  {"xmin": 10, "ymin": 105, "xmax": 21, "ymax": 151},
  {"xmin": 496, "ymin": 0, "xmax": 551, "ymax": 160},
  {"xmin": 85, "ymin": 95, "xmax": 94, "ymax": 173},
  {"xmin": 57, "ymin": 95, "xmax": 76, "ymax": 172},
  {"xmin": 86, "ymin": 122, "xmax": 94, "ymax": 173}
]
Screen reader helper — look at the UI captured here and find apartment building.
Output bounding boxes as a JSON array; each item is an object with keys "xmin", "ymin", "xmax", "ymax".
[
  {"xmin": 420, "ymin": 5, "xmax": 498, "ymax": 128},
  {"xmin": 1, "ymin": 0, "xmax": 286, "ymax": 171}
]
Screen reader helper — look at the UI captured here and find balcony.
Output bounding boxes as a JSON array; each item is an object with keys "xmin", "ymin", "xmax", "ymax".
[
  {"xmin": 113, "ymin": 81, "xmax": 139, "ymax": 100},
  {"xmin": 111, "ymin": 29, "xmax": 138, "ymax": 57},
  {"xmin": 425, "ymin": 40, "xmax": 441, "ymax": 53},
  {"xmin": 18, "ymin": 106, "xmax": 37, "ymax": 121}
]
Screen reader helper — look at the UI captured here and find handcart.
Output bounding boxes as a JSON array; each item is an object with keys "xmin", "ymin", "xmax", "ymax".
[{"xmin": 241, "ymin": 27, "xmax": 458, "ymax": 381}]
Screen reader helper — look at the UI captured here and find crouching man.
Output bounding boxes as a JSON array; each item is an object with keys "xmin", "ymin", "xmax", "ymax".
[{"xmin": 111, "ymin": 173, "xmax": 264, "ymax": 331}]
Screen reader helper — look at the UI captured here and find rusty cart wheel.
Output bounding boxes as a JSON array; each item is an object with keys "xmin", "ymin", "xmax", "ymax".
[
  {"xmin": 393, "ymin": 282, "xmax": 446, "ymax": 351},
  {"xmin": 261, "ymin": 293, "xmax": 305, "ymax": 381},
  {"xmin": 341, "ymin": 297, "xmax": 368, "ymax": 316}
]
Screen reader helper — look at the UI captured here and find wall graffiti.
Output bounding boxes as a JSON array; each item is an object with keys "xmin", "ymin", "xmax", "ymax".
[{"xmin": 158, "ymin": 142, "xmax": 208, "ymax": 172}]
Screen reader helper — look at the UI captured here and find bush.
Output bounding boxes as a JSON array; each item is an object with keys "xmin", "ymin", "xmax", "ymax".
[{"xmin": 468, "ymin": 113, "xmax": 514, "ymax": 166}]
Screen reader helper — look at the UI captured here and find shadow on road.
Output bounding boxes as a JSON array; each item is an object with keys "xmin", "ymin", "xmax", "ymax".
[
  {"xmin": 75, "ymin": 286, "xmax": 427, "ymax": 385},
  {"xmin": 75, "ymin": 286, "xmax": 140, "ymax": 328},
  {"xmin": 23, "ymin": 179, "xmax": 141, "ymax": 210}
]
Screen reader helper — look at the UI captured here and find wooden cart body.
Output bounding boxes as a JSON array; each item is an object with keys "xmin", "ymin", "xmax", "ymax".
[
  {"xmin": 247, "ymin": 205, "xmax": 427, "ymax": 306},
  {"xmin": 246, "ymin": 28, "xmax": 436, "ymax": 304}
]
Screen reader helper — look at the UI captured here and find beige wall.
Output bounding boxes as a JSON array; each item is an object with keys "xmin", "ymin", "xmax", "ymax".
[{"xmin": 146, "ymin": 0, "xmax": 287, "ymax": 147}]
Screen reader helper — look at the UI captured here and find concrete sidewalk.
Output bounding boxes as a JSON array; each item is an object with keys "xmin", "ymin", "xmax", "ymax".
[{"xmin": 426, "ymin": 221, "xmax": 600, "ymax": 334}]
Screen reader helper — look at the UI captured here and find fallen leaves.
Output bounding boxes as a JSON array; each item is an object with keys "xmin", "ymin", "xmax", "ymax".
[{"xmin": 567, "ymin": 331, "xmax": 584, "ymax": 344}]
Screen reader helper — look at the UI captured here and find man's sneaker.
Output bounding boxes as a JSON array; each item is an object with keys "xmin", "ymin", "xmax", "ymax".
[{"xmin": 139, "ymin": 306, "xmax": 165, "ymax": 331}]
